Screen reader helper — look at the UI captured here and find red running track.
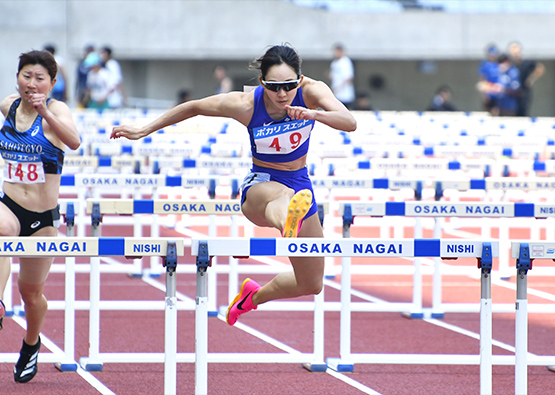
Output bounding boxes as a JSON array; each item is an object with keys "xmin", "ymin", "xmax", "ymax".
[{"xmin": 1, "ymin": 207, "xmax": 555, "ymax": 394}]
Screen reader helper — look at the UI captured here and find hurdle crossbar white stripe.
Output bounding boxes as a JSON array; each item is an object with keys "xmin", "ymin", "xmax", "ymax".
[
  {"xmin": 0, "ymin": 237, "xmax": 184, "ymax": 257},
  {"xmin": 190, "ymin": 237, "xmax": 497, "ymax": 258},
  {"xmin": 85, "ymin": 198, "xmax": 242, "ymax": 215}
]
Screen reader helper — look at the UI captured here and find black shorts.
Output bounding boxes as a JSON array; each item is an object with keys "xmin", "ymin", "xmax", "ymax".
[{"xmin": 0, "ymin": 193, "xmax": 60, "ymax": 236}]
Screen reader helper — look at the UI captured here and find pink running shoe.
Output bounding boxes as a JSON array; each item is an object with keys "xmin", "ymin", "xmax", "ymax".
[
  {"xmin": 0, "ymin": 300, "xmax": 5, "ymax": 330},
  {"xmin": 226, "ymin": 278, "xmax": 261, "ymax": 326},
  {"xmin": 282, "ymin": 189, "xmax": 312, "ymax": 238}
]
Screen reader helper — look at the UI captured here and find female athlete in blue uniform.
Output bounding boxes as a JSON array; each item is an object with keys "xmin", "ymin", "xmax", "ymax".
[
  {"xmin": 0, "ymin": 50, "xmax": 81, "ymax": 382},
  {"xmin": 111, "ymin": 44, "xmax": 356, "ymax": 325}
]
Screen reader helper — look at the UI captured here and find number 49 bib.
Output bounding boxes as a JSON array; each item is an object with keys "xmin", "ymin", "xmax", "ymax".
[
  {"xmin": 253, "ymin": 119, "xmax": 314, "ymax": 155},
  {"xmin": 2, "ymin": 151, "xmax": 46, "ymax": 184}
]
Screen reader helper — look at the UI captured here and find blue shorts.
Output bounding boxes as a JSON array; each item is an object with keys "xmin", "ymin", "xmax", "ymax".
[{"xmin": 240, "ymin": 164, "xmax": 318, "ymax": 219}]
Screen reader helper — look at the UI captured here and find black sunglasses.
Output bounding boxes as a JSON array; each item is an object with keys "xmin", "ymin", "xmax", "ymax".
[{"xmin": 261, "ymin": 78, "xmax": 301, "ymax": 92}]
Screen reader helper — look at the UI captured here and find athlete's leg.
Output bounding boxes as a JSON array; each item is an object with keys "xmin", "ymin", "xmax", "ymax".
[
  {"xmin": 0, "ymin": 203, "xmax": 20, "ymax": 328},
  {"xmin": 18, "ymin": 226, "xmax": 56, "ymax": 345},
  {"xmin": 252, "ymin": 214, "xmax": 324, "ymax": 306},
  {"xmin": 241, "ymin": 181, "xmax": 295, "ymax": 232}
]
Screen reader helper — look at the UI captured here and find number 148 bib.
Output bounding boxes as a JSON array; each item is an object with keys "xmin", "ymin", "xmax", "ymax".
[{"xmin": 1, "ymin": 151, "xmax": 46, "ymax": 184}]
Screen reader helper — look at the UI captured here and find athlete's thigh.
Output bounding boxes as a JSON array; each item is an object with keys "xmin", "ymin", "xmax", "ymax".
[
  {"xmin": 242, "ymin": 181, "xmax": 292, "ymax": 224},
  {"xmin": 18, "ymin": 226, "xmax": 58, "ymax": 285},
  {"xmin": 0, "ymin": 201, "xmax": 20, "ymax": 236}
]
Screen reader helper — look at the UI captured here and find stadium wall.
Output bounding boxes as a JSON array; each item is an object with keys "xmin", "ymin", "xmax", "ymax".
[{"xmin": 1, "ymin": 1, "xmax": 553, "ymax": 115}]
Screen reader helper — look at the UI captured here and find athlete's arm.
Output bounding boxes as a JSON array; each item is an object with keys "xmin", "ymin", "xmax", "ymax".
[
  {"xmin": 0, "ymin": 95, "xmax": 18, "ymax": 117},
  {"xmin": 40, "ymin": 98, "xmax": 81, "ymax": 150},
  {"xmin": 111, "ymin": 92, "xmax": 253, "ymax": 140},
  {"xmin": 287, "ymin": 78, "xmax": 356, "ymax": 132}
]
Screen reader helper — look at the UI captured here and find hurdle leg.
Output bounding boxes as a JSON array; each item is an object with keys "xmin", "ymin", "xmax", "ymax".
[
  {"xmin": 480, "ymin": 262, "xmax": 493, "ymax": 394},
  {"xmin": 164, "ymin": 251, "xmax": 178, "ymax": 395},
  {"xmin": 406, "ymin": 216, "xmax": 423, "ymax": 319},
  {"xmin": 196, "ymin": 242, "xmax": 210, "ymax": 395},
  {"xmin": 328, "ymin": 220, "xmax": 354, "ymax": 372},
  {"xmin": 303, "ymin": 288, "xmax": 327, "ymax": 372},
  {"xmin": 55, "ymin": 222, "xmax": 78, "ymax": 371},
  {"xmin": 207, "ymin": 214, "xmax": 218, "ymax": 315},
  {"xmin": 80, "ymin": 222, "xmax": 103, "ymax": 371},
  {"xmin": 431, "ymin": 217, "xmax": 444, "ymax": 318},
  {"xmin": 327, "ymin": 255, "xmax": 353, "ymax": 372},
  {"xmin": 515, "ymin": 267, "xmax": 529, "ymax": 394},
  {"xmin": 131, "ymin": 187, "xmax": 144, "ymax": 277},
  {"xmin": 227, "ymin": 215, "xmax": 239, "ymax": 305}
]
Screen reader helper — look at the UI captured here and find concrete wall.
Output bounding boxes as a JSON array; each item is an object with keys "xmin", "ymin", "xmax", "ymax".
[{"xmin": 1, "ymin": 0, "xmax": 553, "ymax": 115}]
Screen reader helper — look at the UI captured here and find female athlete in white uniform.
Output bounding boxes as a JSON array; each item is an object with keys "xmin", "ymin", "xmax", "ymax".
[{"xmin": 111, "ymin": 44, "xmax": 356, "ymax": 325}]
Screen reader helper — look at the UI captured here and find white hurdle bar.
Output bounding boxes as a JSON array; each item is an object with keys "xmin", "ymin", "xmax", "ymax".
[
  {"xmin": 511, "ymin": 242, "xmax": 555, "ymax": 395},
  {"xmin": 86, "ymin": 198, "xmax": 242, "ymax": 314},
  {"xmin": 339, "ymin": 201, "xmax": 555, "ymax": 317},
  {"xmin": 0, "ymin": 236, "xmax": 183, "ymax": 395},
  {"xmin": 190, "ymin": 237, "xmax": 500, "ymax": 395}
]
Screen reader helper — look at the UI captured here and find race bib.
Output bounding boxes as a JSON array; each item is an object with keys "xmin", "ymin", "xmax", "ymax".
[
  {"xmin": 2, "ymin": 151, "xmax": 46, "ymax": 184},
  {"xmin": 253, "ymin": 119, "xmax": 314, "ymax": 155}
]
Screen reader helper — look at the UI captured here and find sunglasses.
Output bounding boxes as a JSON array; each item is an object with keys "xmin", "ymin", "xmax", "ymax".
[{"xmin": 261, "ymin": 78, "xmax": 301, "ymax": 92}]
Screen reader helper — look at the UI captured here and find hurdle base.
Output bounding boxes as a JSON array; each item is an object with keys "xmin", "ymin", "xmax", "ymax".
[
  {"xmin": 126, "ymin": 272, "xmax": 144, "ymax": 279},
  {"xmin": 141, "ymin": 268, "xmax": 162, "ymax": 278},
  {"xmin": 324, "ymin": 274, "xmax": 336, "ymax": 280},
  {"xmin": 326, "ymin": 358, "xmax": 354, "ymax": 373},
  {"xmin": 54, "ymin": 362, "xmax": 79, "ymax": 372},
  {"xmin": 430, "ymin": 312, "xmax": 445, "ymax": 319},
  {"xmin": 401, "ymin": 311, "xmax": 424, "ymax": 320},
  {"xmin": 207, "ymin": 310, "xmax": 219, "ymax": 317},
  {"xmin": 301, "ymin": 362, "xmax": 327, "ymax": 372},
  {"xmin": 79, "ymin": 357, "xmax": 103, "ymax": 372}
]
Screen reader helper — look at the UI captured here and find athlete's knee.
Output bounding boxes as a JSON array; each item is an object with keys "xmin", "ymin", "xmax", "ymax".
[
  {"xmin": 297, "ymin": 278, "xmax": 323, "ymax": 296},
  {"xmin": 18, "ymin": 284, "xmax": 46, "ymax": 307}
]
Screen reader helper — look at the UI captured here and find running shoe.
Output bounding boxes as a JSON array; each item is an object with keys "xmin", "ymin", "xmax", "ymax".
[
  {"xmin": 226, "ymin": 278, "xmax": 261, "ymax": 326},
  {"xmin": 14, "ymin": 337, "xmax": 41, "ymax": 383},
  {"xmin": 282, "ymin": 189, "xmax": 312, "ymax": 238},
  {"xmin": 0, "ymin": 300, "xmax": 5, "ymax": 330}
]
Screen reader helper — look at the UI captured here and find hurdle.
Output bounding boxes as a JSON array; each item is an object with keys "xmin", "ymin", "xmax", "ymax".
[
  {"xmin": 189, "ymin": 237, "xmax": 500, "ymax": 394},
  {"xmin": 337, "ymin": 201, "xmax": 555, "ymax": 318},
  {"xmin": 511, "ymin": 241, "xmax": 555, "ymax": 395},
  {"xmin": 0, "ymin": 236, "xmax": 182, "ymax": 395}
]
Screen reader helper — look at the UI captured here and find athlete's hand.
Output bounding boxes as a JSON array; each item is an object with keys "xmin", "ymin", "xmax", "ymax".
[
  {"xmin": 111, "ymin": 125, "xmax": 147, "ymax": 140},
  {"xmin": 28, "ymin": 93, "xmax": 49, "ymax": 116},
  {"xmin": 286, "ymin": 105, "xmax": 316, "ymax": 121}
]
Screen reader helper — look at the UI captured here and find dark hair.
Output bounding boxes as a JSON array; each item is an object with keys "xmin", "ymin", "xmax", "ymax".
[
  {"xmin": 101, "ymin": 46, "xmax": 113, "ymax": 57},
  {"xmin": 250, "ymin": 44, "xmax": 302, "ymax": 80},
  {"xmin": 18, "ymin": 50, "xmax": 57, "ymax": 81},
  {"xmin": 43, "ymin": 44, "xmax": 56, "ymax": 55}
]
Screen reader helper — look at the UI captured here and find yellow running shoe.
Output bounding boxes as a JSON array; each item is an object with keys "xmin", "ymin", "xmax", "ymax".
[{"xmin": 282, "ymin": 189, "xmax": 312, "ymax": 238}]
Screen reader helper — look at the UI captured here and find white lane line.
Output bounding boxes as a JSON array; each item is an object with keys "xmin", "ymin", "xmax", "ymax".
[
  {"xmin": 216, "ymin": 315, "xmax": 382, "ymax": 395},
  {"xmin": 11, "ymin": 315, "xmax": 116, "ymax": 395}
]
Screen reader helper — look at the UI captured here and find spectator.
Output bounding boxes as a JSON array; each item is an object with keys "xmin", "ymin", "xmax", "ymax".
[
  {"xmin": 214, "ymin": 65, "xmax": 233, "ymax": 94},
  {"xmin": 100, "ymin": 46, "xmax": 125, "ymax": 109},
  {"xmin": 76, "ymin": 44, "xmax": 95, "ymax": 108},
  {"xmin": 43, "ymin": 44, "xmax": 68, "ymax": 102},
  {"xmin": 84, "ymin": 52, "xmax": 111, "ymax": 110},
  {"xmin": 177, "ymin": 89, "xmax": 191, "ymax": 104},
  {"xmin": 496, "ymin": 53, "xmax": 521, "ymax": 117},
  {"xmin": 508, "ymin": 41, "xmax": 545, "ymax": 117},
  {"xmin": 329, "ymin": 43, "xmax": 355, "ymax": 109},
  {"xmin": 427, "ymin": 85, "xmax": 457, "ymax": 112},
  {"xmin": 353, "ymin": 92, "xmax": 374, "ymax": 111},
  {"xmin": 477, "ymin": 44, "xmax": 500, "ymax": 114}
]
